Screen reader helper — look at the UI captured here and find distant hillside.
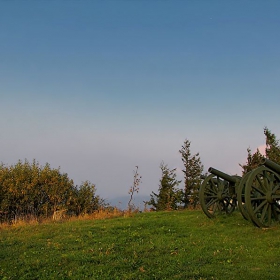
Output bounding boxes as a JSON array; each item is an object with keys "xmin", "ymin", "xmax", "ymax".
[{"xmin": 107, "ymin": 195, "xmax": 151, "ymax": 210}]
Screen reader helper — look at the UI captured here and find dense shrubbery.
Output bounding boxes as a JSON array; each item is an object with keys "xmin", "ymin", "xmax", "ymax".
[{"xmin": 0, "ymin": 159, "xmax": 106, "ymax": 223}]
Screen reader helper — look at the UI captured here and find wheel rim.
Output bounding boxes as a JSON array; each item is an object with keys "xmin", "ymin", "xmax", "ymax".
[
  {"xmin": 236, "ymin": 172, "xmax": 251, "ymax": 221},
  {"xmin": 199, "ymin": 174, "xmax": 236, "ymax": 218},
  {"xmin": 245, "ymin": 166, "xmax": 280, "ymax": 228}
]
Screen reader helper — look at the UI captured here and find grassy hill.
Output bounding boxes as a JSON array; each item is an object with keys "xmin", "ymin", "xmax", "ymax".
[{"xmin": 1, "ymin": 210, "xmax": 280, "ymax": 279}]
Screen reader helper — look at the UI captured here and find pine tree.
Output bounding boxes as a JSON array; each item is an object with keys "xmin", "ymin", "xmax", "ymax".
[
  {"xmin": 179, "ymin": 139, "xmax": 204, "ymax": 209},
  {"xmin": 148, "ymin": 162, "xmax": 182, "ymax": 211},
  {"xmin": 240, "ymin": 127, "xmax": 280, "ymax": 174},
  {"xmin": 264, "ymin": 127, "xmax": 280, "ymax": 164},
  {"xmin": 240, "ymin": 148, "xmax": 263, "ymax": 175}
]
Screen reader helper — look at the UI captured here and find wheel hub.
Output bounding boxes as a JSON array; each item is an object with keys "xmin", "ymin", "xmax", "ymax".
[
  {"xmin": 266, "ymin": 191, "xmax": 274, "ymax": 204},
  {"xmin": 217, "ymin": 191, "xmax": 224, "ymax": 201}
]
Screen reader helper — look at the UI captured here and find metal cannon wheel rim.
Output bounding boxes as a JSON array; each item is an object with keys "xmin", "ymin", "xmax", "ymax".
[
  {"xmin": 236, "ymin": 171, "xmax": 252, "ymax": 221},
  {"xmin": 245, "ymin": 166, "xmax": 280, "ymax": 228},
  {"xmin": 199, "ymin": 174, "xmax": 236, "ymax": 218}
]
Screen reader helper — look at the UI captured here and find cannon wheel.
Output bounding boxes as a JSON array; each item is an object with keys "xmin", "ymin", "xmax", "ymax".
[
  {"xmin": 245, "ymin": 166, "xmax": 280, "ymax": 228},
  {"xmin": 236, "ymin": 172, "xmax": 252, "ymax": 220},
  {"xmin": 199, "ymin": 174, "xmax": 236, "ymax": 218}
]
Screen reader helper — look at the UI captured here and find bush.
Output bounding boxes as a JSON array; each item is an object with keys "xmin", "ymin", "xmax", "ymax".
[{"xmin": 0, "ymin": 159, "xmax": 105, "ymax": 223}]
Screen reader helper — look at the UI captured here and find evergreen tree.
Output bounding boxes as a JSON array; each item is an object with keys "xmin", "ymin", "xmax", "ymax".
[
  {"xmin": 264, "ymin": 127, "xmax": 280, "ymax": 164},
  {"xmin": 240, "ymin": 127, "xmax": 280, "ymax": 174},
  {"xmin": 148, "ymin": 162, "xmax": 182, "ymax": 211},
  {"xmin": 240, "ymin": 148, "xmax": 263, "ymax": 175},
  {"xmin": 179, "ymin": 139, "xmax": 204, "ymax": 209}
]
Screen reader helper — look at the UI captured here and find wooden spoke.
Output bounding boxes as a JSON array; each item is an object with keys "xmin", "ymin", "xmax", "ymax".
[
  {"xmin": 263, "ymin": 170, "xmax": 270, "ymax": 191},
  {"xmin": 260, "ymin": 203, "xmax": 268, "ymax": 223},
  {"xmin": 251, "ymin": 185, "xmax": 266, "ymax": 196},
  {"xmin": 253, "ymin": 200, "xmax": 267, "ymax": 214},
  {"xmin": 250, "ymin": 196, "xmax": 266, "ymax": 201},
  {"xmin": 267, "ymin": 204, "xmax": 272, "ymax": 225},
  {"xmin": 272, "ymin": 206, "xmax": 280, "ymax": 220},
  {"xmin": 256, "ymin": 174, "xmax": 265, "ymax": 190},
  {"xmin": 206, "ymin": 198, "xmax": 219, "ymax": 208},
  {"xmin": 204, "ymin": 187, "xmax": 217, "ymax": 195},
  {"xmin": 272, "ymin": 183, "xmax": 280, "ymax": 193}
]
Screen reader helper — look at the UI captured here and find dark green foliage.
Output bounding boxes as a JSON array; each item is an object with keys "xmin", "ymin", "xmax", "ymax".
[
  {"xmin": 148, "ymin": 162, "xmax": 182, "ymax": 211},
  {"xmin": 264, "ymin": 127, "xmax": 280, "ymax": 164},
  {"xmin": 71, "ymin": 180, "xmax": 105, "ymax": 216},
  {"xmin": 240, "ymin": 148, "xmax": 263, "ymax": 175},
  {"xmin": 0, "ymin": 159, "xmax": 104, "ymax": 223},
  {"xmin": 179, "ymin": 139, "xmax": 204, "ymax": 208},
  {"xmin": 241, "ymin": 127, "xmax": 280, "ymax": 174}
]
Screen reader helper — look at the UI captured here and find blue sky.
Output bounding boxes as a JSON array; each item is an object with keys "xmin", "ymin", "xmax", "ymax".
[{"xmin": 1, "ymin": 1, "xmax": 280, "ymax": 201}]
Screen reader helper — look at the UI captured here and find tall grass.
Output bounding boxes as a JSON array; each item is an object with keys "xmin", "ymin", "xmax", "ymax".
[{"xmin": 0, "ymin": 207, "xmax": 131, "ymax": 229}]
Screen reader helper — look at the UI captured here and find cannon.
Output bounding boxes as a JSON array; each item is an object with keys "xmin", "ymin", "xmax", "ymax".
[
  {"xmin": 199, "ymin": 167, "xmax": 241, "ymax": 218},
  {"xmin": 244, "ymin": 158, "xmax": 280, "ymax": 227},
  {"xmin": 199, "ymin": 159, "xmax": 280, "ymax": 228}
]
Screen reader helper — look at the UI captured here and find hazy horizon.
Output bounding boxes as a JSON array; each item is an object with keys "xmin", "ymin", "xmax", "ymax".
[{"xmin": 1, "ymin": 1, "xmax": 279, "ymax": 199}]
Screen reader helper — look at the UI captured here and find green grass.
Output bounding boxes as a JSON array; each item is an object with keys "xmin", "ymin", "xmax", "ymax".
[{"xmin": 1, "ymin": 210, "xmax": 280, "ymax": 279}]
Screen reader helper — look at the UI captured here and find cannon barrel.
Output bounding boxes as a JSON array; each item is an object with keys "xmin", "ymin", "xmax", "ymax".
[
  {"xmin": 260, "ymin": 158, "xmax": 280, "ymax": 174},
  {"xmin": 208, "ymin": 167, "xmax": 238, "ymax": 184}
]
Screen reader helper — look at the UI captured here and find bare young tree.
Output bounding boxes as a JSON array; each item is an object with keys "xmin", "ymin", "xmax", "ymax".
[{"xmin": 128, "ymin": 166, "xmax": 142, "ymax": 211}]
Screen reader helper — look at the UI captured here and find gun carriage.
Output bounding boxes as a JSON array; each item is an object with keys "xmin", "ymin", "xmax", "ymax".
[
  {"xmin": 200, "ymin": 159, "xmax": 280, "ymax": 228},
  {"xmin": 244, "ymin": 158, "xmax": 280, "ymax": 228},
  {"xmin": 199, "ymin": 167, "xmax": 241, "ymax": 218}
]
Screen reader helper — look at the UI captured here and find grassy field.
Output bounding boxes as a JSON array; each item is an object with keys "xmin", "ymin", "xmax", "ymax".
[{"xmin": 1, "ymin": 210, "xmax": 280, "ymax": 280}]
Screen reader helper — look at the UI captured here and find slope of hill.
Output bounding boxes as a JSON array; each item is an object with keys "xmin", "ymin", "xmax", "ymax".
[{"xmin": 1, "ymin": 210, "xmax": 280, "ymax": 279}]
